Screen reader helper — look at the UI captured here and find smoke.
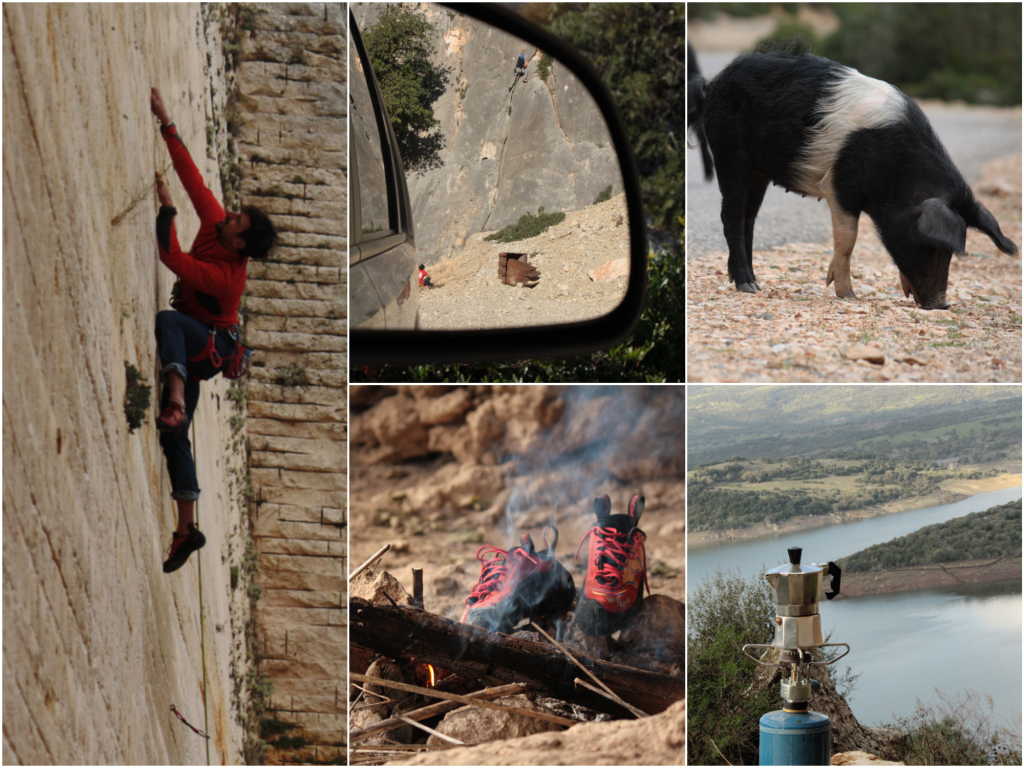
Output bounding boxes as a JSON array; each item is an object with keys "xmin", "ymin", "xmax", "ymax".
[{"xmin": 498, "ymin": 385, "xmax": 686, "ymax": 545}]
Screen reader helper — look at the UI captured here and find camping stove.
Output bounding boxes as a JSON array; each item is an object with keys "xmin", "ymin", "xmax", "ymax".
[{"xmin": 742, "ymin": 547, "xmax": 850, "ymax": 766}]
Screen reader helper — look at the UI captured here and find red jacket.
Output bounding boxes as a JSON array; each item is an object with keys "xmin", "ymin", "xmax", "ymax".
[{"xmin": 156, "ymin": 124, "xmax": 247, "ymax": 327}]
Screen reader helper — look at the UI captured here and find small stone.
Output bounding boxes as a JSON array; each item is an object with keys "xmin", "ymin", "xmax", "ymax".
[
  {"xmin": 844, "ymin": 345, "xmax": 885, "ymax": 364},
  {"xmin": 756, "ymin": 313, "xmax": 775, "ymax": 320}
]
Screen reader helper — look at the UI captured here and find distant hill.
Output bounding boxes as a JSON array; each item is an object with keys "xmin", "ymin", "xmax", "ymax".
[
  {"xmin": 687, "ymin": 386, "xmax": 1021, "ymax": 465},
  {"xmin": 837, "ymin": 500, "xmax": 1022, "ymax": 573}
]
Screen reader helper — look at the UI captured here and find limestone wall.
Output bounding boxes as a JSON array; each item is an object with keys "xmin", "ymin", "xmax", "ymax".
[
  {"xmin": 234, "ymin": 4, "xmax": 347, "ymax": 763},
  {"xmin": 3, "ymin": 4, "xmax": 247, "ymax": 763}
]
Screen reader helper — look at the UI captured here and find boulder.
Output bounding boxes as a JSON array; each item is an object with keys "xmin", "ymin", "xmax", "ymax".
[{"xmin": 426, "ymin": 694, "xmax": 566, "ymax": 746}]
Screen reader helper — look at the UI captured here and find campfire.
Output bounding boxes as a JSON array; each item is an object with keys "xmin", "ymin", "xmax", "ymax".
[{"xmin": 349, "ymin": 558, "xmax": 685, "ymax": 764}]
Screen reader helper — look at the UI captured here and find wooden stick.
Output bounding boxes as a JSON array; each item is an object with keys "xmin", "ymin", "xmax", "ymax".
[
  {"xmin": 573, "ymin": 677, "xmax": 647, "ymax": 719},
  {"xmin": 349, "ymin": 673, "xmax": 576, "ymax": 728},
  {"xmin": 412, "ymin": 567, "xmax": 424, "ymax": 608},
  {"xmin": 349, "ymin": 544, "xmax": 391, "ymax": 581},
  {"xmin": 530, "ymin": 622, "xmax": 647, "ymax": 719},
  {"xmin": 350, "ymin": 683, "xmax": 525, "ymax": 742},
  {"xmin": 395, "ymin": 714, "xmax": 466, "ymax": 745}
]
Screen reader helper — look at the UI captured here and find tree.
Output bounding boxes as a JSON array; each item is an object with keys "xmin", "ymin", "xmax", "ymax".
[{"xmin": 362, "ymin": 5, "xmax": 448, "ymax": 171}]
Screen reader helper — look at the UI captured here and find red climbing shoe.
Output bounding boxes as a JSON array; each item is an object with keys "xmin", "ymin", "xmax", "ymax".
[
  {"xmin": 461, "ymin": 528, "xmax": 575, "ymax": 634},
  {"xmin": 163, "ymin": 524, "xmax": 206, "ymax": 573},
  {"xmin": 156, "ymin": 401, "xmax": 190, "ymax": 433},
  {"xmin": 575, "ymin": 495, "xmax": 649, "ymax": 636}
]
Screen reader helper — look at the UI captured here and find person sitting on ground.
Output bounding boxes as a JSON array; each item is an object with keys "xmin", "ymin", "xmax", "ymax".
[
  {"xmin": 150, "ymin": 86, "xmax": 278, "ymax": 574},
  {"xmin": 418, "ymin": 264, "xmax": 434, "ymax": 288}
]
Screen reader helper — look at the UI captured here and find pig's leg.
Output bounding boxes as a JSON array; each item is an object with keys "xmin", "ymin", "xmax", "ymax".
[
  {"xmin": 743, "ymin": 174, "xmax": 770, "ymax": 292},
  {"xmin": 721, "ymin": 187, "xmax": 757, "ymax": 292},
  {"xmin": 826, "ymin": 207, "xmax": 859, "ymax": 299}
]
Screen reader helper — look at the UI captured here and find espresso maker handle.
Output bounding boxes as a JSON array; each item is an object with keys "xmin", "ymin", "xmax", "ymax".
[{"xmin": 824, "ymin": 561, "xmax": 841, "ymax": 600}]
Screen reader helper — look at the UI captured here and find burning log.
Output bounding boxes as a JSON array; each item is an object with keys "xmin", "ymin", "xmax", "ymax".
[{"xmin": 350, "ymin": 598, "xmax": 684, "ymax": 716}]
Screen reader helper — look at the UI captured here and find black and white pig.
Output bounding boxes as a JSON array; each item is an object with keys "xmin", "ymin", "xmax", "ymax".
[{"xmin": 688, "ymin": 49, "xmax": 1018, "ymax": 309}]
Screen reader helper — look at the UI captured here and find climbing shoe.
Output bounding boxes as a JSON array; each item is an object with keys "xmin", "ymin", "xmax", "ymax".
[
  {"xmin": 163, "ymin": 524, "xmax": 206, "ymax": 573},
  {"xmin": 461, "ymin": 527, "xmax": 576, "ymax": 634},
  {"xmin": 156, "ymin": 401, "xmax": 190, "ymax": 434},
  {"xmin": 575, "ymin": 495, "xmax": 649, "ymax": 636}
]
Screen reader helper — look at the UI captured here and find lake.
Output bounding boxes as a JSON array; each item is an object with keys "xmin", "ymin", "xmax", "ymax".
[{"xmin": 688, "ymin": 486, "xmax": 1023, "ymax": 726}]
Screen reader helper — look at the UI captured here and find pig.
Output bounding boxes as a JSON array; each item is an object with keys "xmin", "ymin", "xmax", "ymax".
[{"xmin": 688, "ymin": 48, "xmax": 1018, "ymax": 309}]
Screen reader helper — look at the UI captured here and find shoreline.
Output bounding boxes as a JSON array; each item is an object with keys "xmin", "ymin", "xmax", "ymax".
[
  {"xmin": 688, "ymin": 472, "xmax": 1022, "ymax": 547},
  {"xmin": 839, "ymin": 556, "xmax": 1022, "ymax": 598}
]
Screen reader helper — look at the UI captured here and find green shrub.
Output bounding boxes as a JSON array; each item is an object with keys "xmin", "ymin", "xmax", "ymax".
[
  {"xmin": 123, "ymin": 363, "xmax": 151, "ymax": 433},
  {"xmin": 483, "ymin": 207, "xmax": 566, "ymax": 243},
  {"xmin": 536, "ymin": 53, "xmax": 553, "ymax": 81},
  {"xmin": 883, "ymin": 689, "xmax": 1022, "ymax": 766},
  {"xmin": 593, "ymin": 185, "xmax": 613, "ymax": 205},
  {"xmin": 687, "ymin": 568, "xmax": 776, "ymax": 765}
]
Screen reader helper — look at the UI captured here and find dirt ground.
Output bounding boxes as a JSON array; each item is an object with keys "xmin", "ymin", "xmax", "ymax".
[
  {"xmin": 416, "ymin": 194, "xmax": 630, "ymax": 330},
  {"xmin": 686, "ymin": 154, "xmax": 1023, "ymax": 383},
  {"xmin": 840, "ymin": 555, "xmax": 1022, "ymax": 598}
]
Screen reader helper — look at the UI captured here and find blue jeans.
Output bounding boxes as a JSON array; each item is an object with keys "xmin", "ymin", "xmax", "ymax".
[{"xmin": 155, "ymin": 310, "xmax": 235, "ymax": 500}]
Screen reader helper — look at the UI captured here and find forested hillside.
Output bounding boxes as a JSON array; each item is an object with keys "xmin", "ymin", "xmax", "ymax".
[{"xmin": 837, "ymin": 500, "xmax": 1021, "ymax": 572}]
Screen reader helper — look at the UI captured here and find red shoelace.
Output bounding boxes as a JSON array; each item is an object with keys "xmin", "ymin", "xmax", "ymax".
[
  {"xmin": 466, "ymin": 545, "xmax": 540, "ymax": 605},
  {"xmin": 576, "ymin": 526, "xmax": 649, "ymax": 592}
]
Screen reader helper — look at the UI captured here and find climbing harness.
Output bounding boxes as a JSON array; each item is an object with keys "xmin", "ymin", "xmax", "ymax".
[
  {"xmin": 170, "ymin": 704, "xmax": 210, "ymax": 739},
  {"xmin": 187, "ymin": 324, "xmax": 252, "ymax": 381}
]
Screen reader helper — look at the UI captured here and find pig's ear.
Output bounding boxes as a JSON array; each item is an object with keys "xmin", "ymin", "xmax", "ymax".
[
  {"xmin": 965, "ymin": 202, "xmax": 1019, "ymax": 256},
  {"xmin": 915, "ymin": 199, "xmax": 966, "ymax": 255}
]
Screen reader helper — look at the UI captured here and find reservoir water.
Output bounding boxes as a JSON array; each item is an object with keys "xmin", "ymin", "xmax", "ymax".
[{"xmin": 689, "ymin": 486, "xmax": 1023, "ymax": 726}]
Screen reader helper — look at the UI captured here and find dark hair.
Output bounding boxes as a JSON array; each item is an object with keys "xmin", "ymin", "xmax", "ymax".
[
  {"xmin": 419, "ymin": 264, "xmax": 425, "ymax": 270},
  {"xmin": 239, "ymin": 205, "xmax": 278, "ymax": 259}
]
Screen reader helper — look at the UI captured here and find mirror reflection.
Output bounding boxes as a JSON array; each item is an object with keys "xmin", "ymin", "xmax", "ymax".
[{"xmin": 350, "ymin": 3, "xmax": 629, "ymax": 331}]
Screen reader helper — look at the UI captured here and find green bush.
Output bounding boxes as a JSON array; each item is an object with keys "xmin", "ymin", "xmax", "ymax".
[
  {"xmin": 536, "ymin": 53, "xmax": 553, "ymax": 81},
  {"xmin": 687, "ymin": 568, "xmax": 776, "ymax": 766},
  {"xmin": 123, "ymin": 362, "xmax": 151, "ymax": 434},
  {"xmin": 821, "ymin": 3, "xmax": 1022, "ymax": 106},
  {"xmin": 883, "ymin": 689, "xmax": 1022, "ymax": 766},
  {"xmin": 483, "ymin": 207, "xmax": 566, "ymax": 243},
  {"xmin": 593, "ymin": 184, "xmax": 613, "ymax": 205}
]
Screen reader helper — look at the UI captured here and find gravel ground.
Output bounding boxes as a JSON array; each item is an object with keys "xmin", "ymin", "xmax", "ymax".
[
  {"xmin": 686, "ymin": 154, "xmax": 1022, "ymax": 383},
  {"xmin": 416, "ymin": 195, "xmax": 630, "ymax": 330}
]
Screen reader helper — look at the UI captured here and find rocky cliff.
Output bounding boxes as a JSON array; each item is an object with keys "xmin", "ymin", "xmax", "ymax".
[
  {"xmin": 3, "ymin": 5, "xmax": 245, "ymax": 763},
  {"xmin": 352, "ymin": 4, "xmax": 625, "ymax": 265}
]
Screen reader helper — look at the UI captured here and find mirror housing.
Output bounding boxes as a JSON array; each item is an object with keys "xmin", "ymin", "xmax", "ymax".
[{"xmin": 350, "ymin": 3, "xmax": 648, "ymax": 366}]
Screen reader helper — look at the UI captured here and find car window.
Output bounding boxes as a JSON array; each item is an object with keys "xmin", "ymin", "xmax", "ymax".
[{"xmin": 350, "ymin": 24, "xmax": 392, "ymax": 241}]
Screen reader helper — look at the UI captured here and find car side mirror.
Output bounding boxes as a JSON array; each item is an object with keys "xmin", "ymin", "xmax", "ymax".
[{"xmin": 349, "ymin": 3, "xmax": 647, "ymax": 366}]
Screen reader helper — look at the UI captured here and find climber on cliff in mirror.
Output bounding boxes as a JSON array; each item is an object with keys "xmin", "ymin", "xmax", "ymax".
[
  {"xmin": 149, "ymin": 87, "xmax": 278, "ymax": 574},
  {"xmin": 510, "ymin": 47, "xmax": 527, "ymax": 91}
]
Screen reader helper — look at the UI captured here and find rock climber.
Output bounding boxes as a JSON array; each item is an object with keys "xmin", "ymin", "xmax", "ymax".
[
  {"xmin": 509, "ymin": 48, "xmax": 527, "ymax": 92},
  {"xmin": 149, "ymin": 87, "xmax": 278, "ymax": 573},
  {"xmin": 418, "ymin": 264, "xmax": 434, "ymax": 289}
]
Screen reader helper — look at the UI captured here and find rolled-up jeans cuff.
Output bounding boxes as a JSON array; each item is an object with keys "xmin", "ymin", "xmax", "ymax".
[
  {"xmin": 161, "ymin": 362, "xmax": 188, "ymax": 384},
  {"xmin": 172, "ymin": 489, "xmax": 200, "ymax": 501}
]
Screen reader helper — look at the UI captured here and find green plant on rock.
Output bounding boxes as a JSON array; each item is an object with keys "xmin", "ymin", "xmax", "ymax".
[
  {"xmin": 274, "ymin": 363, "xmax": 308, "ymax": 386},
  {"xmin": 536, "ymin": 53, "xmax": 553, "ymax": 81},
  {"xmin": 123, "ymin": 362, "xmax": 152, "ymax": 433},
  {"xmin": 484, "ymin": 207, "xmax": 566, "ymax": 243},
  {"xmin": 593, "ymin": 184, "xmax": 612, "ymax": 205}
]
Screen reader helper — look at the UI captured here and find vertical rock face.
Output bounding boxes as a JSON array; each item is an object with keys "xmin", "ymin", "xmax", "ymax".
[
  {"xmin": 235, "ymin": 4, "xmax": 346, "ymax": 764},
  {"xmin": 3, "ymin": 5, "xmax": 244, "ymax": 764},
  {"xmin": 352, "ymin": 4, "xmax": 624, "ymax": 264}
]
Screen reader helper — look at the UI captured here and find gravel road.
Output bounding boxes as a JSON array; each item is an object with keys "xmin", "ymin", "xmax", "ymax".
[{"xmin": 687, "ymin": 49, "xmax": 1024, "ymax": 259}]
